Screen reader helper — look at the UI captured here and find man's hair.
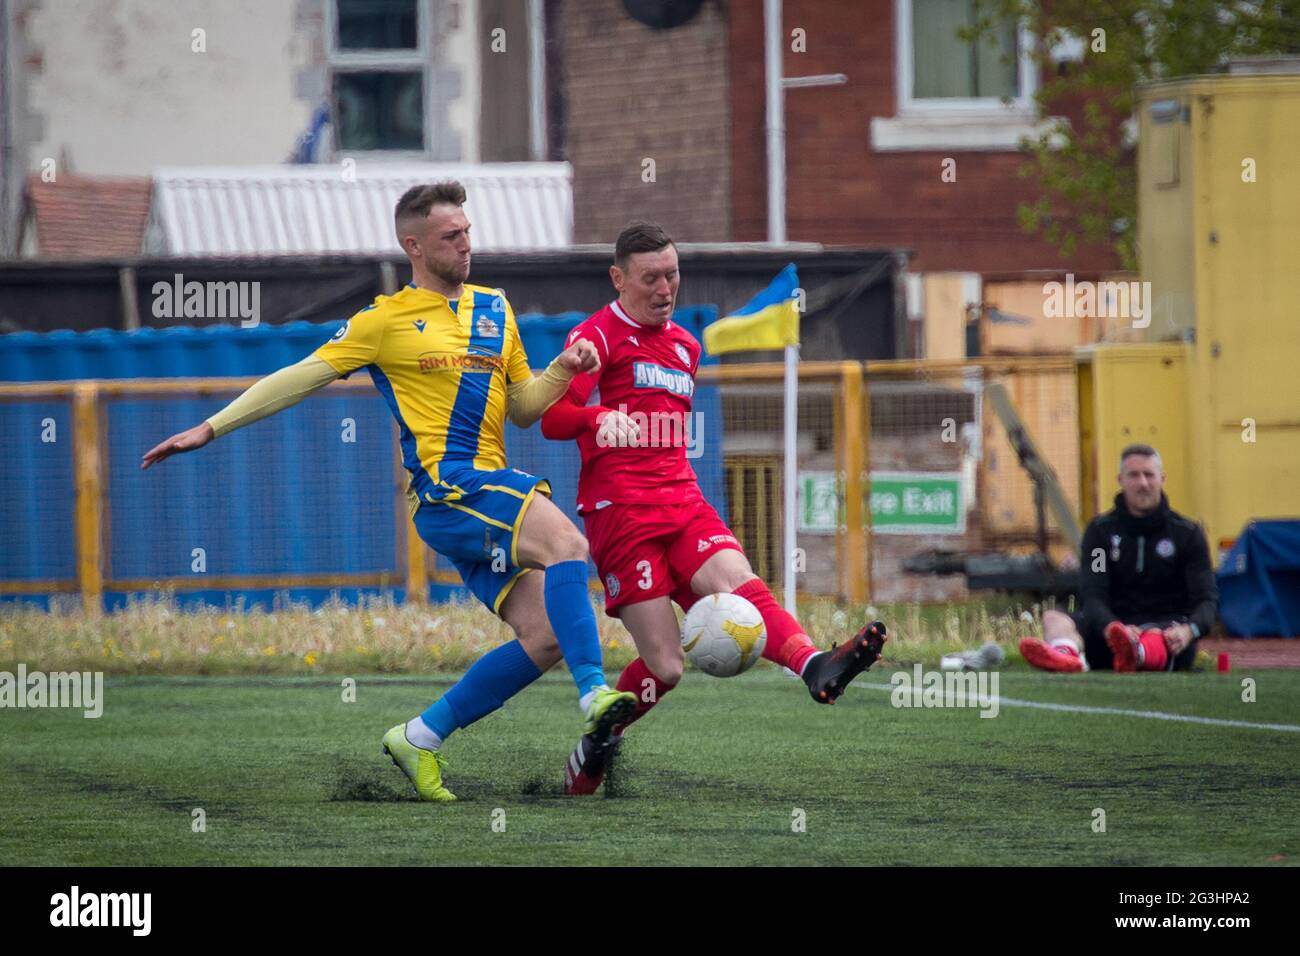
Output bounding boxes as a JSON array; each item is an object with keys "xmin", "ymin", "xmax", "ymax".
[
  {"xmin": 1120, "ymin": 443, "xmax": 1162, "ymax": 471},
  {"xmin": 614, "ymin": 220, "xmax": 674, "ymax": 268},
  {"xmin": 394, "ymin": 181, "xmax": 466, "ymax": 239}
]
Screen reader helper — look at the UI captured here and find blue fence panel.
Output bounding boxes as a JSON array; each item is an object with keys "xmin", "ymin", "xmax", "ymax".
[
  {"xmin": 104, "ymin": 392, "xmax": 398, "ymax": 580},
  {"xmin": 0, "ymin": 398, "xmax": 76, "ymax": 581},
  {"xmin": 1, "ymin": 304, "xmax": 727, "ymax": 609}
]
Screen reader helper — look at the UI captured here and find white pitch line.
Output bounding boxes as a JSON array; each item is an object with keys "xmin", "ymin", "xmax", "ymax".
[{"xmin": 859, "ymin": 682, "xmax": 1300, "ymax": 733}]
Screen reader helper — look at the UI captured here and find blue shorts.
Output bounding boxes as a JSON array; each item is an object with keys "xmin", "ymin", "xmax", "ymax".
[{"xmin": 412, "ymin": 464, "xmax": 551, "ymax": 615}]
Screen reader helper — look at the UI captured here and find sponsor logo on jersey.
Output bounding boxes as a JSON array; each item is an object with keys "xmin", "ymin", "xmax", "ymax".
[
  {"xmin": 697, "ymin": 539, "xmax": 710, "ymax": 552},
  {"xmin": 605, "ymin": 573, "xmax": 621, "ymax": 598},
  {"xmin": 418, "ymin": 351, "xmax": 504, "ymax": 373},
  {"xmin": 331, "ymin": 321, "xmax": 350, "ymax": 341},
  {"xmin": 674, "ymin": 343, "xmax": 691, "ymax": 367},
  {"xmin": 628, "ymin": 335, "xmax": 640, "ymax": 346},
  {"xmin": 413, "ymin": 319, "xmax": 427, "ymax": 333},
  {"xmin": 633, "ymin": 361, "xmax": 694, "ymax": 397},
  {"xmin": 1156, "ymin": 537, "xmax": 1175, "ymax": 558},
  {"xmin": 475, "ymin": 314, "xmax": 500, "ymax": 339}
]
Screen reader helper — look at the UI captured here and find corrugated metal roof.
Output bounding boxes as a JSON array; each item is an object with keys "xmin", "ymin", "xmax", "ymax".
[{"xmin": 148, "ymin": 163, "xmax": 573, "ymax": 256}]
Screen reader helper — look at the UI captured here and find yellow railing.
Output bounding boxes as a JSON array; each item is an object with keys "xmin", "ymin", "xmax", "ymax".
[
  {"xmin": 0, "ymin": 376, "xmax": 434, "ymax": 615},
  {"xmin": 1, "ymin": 356, "xmax": 1082, "ymax": 610}
]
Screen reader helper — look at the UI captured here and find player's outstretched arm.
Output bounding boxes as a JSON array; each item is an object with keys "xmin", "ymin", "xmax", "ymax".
[
  {"xmin": 140, "ymin": 356, "xmax": 339, "ymax": 469},
  {"xmin": 505, "ymin": 338, "xmax": 600, "ymax": 429}
]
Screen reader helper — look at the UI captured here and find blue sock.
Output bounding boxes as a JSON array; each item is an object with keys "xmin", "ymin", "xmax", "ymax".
[
  {"xmin": 420, "ymin": 639, "xmax": 542, "ymax": 743},
  {"xmin": 543, "ymin": 559, "xmax": 607, "ymax": 698}
]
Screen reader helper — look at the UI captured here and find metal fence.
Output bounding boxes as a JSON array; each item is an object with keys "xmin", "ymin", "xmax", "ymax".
[
  {"xmin": 0, "ymin": 374, "xmax": 728, "ymax": 612},
  {"xmin": 1, "ymin": 357, "xmax": 1082, "ymax": 611},
  {"xmin": 700, "ymin": 357, "xmax": 1080, "ymax": 604}
]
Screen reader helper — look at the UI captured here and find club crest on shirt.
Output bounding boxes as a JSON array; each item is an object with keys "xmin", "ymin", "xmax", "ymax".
[
  {"xmin": 605, "ymin": 573, "xmax": 621, "ymax": 598},
  {"xmin": 475, "ymin": 314, "xmax": 499, "ymax": 339},
  {"xmin": 674, "ymin": 343, "xmax": 691, "ymax": 367},
  {"xmin": 1156, "ymin": 538, "xmax": 1175, "ymax": 558}
]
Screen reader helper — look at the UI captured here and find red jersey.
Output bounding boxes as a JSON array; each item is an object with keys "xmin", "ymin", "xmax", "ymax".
[{"xmin": 542, "ymin": 300, "xmax": 704, "ymax": 513}]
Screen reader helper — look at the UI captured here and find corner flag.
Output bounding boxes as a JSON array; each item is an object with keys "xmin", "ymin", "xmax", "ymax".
[{"xmin": 704, "ymin": 264, "xmax": 800, "ymax": 355}]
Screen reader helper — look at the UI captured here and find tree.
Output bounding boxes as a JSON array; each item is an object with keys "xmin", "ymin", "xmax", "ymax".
[{"xmin": 968, "ymin": 0, "xmax": 1300, "ymax": 268}]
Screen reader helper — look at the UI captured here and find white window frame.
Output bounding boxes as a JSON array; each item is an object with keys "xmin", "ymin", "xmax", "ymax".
[
  {"xmin": 326, "ymin": 0, "xmax": 432, "ymax": 159},
  {"xmin": 873, "ymin": 0, "xmax": 1064, "ymax": 151},
  {"xmin": 898, "ymin": 0, "xmax": 1036, "ymax": 114}
]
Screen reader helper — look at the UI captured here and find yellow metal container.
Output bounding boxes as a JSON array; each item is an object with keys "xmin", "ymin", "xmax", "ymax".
[
  {"xmin": 1075, "ymin": 344, "xmax": 1190, "ymax": 524},
  {"xmin": 1136, "ymin": 68, "xmax": 1300, "ymax": 550}
]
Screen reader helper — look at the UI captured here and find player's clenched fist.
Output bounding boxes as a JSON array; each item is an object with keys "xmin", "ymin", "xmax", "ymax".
[
  {"xmin": 556, "ymin": 338, "xmax": 601, "ymax": 375},
  {"xmin": 595, "ymin": 409, "xmax": 640, "ymax": 448}
]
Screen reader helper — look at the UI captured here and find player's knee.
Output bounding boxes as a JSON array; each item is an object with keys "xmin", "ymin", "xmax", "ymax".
[
  {"xmin": 692, "ymin": 552, "xmax": 756, "ymax": 595},
  {"xmin": 1042, "ymin": 609, "xmax": 1076, "ymax": 635},
  {"xmin": 721, "ymin": 570, "xmax": 760, "ymax": 593},
  {"xmin": 655, "ymin": 654, "xmax": 684, "ymax": 686},
  {"xmin": 550, "ymin": 527, "xmax": 588, "ymax": 564}
]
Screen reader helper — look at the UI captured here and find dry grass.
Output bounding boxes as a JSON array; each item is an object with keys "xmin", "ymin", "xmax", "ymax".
[{"xmin": 0, "ymin": 592, "xmax": 1047, "ymax": 675}]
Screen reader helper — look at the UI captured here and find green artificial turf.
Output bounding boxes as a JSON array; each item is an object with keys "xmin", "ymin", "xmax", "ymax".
[{"xmin": 2, "ymin": 670, "xmax": 1297, "ymax": 866}]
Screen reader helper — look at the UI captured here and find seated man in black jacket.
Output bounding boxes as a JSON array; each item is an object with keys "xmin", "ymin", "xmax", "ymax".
[{"xmin": 1020, "ymin": 444, "xmax": 1218, "ymax": 672}]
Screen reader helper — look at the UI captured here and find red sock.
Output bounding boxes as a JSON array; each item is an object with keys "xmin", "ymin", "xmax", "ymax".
[
  {"xmin": 732, "ymin": 578, "xmax": 819, "ymax": 674},
  {"xmin": 613, "ymin": 657, "xmax": 676, "ymax": 734},
  {"xmin": 1138, "ymin": 630, "xmax": 1168, "ymax": 671}
]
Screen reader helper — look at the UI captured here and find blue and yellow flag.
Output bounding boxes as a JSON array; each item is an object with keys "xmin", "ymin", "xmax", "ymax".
[{"xmin": 703, "ymin": 264, "xmax": 800, "ymax": 355}]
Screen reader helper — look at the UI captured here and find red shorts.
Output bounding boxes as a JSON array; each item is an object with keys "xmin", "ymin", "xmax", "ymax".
[{"xmin": 582, "ymin": 499, "xmax": 744, "ymax": 617}]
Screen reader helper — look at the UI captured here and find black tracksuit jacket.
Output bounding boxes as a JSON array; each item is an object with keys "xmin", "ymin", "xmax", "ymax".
[{"xmin": 1078, "ymin": 493, "xmax": 1218, "ymax": 656}]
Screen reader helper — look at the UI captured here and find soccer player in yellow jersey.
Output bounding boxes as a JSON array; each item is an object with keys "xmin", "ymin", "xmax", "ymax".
[{"xmin": 142, "ymin": 181, "xmax": 635, "ymax": 802}]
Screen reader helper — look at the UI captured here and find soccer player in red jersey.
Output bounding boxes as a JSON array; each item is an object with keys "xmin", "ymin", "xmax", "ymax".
[{"xmin": 542, "ymin": 222, "xmax": 887, "ymax": 795}]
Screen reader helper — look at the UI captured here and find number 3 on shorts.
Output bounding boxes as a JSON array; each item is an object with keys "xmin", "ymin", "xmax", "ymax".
[{"xmin": 636, "ymin": 559, "xmax": 653, "ymax": 590}]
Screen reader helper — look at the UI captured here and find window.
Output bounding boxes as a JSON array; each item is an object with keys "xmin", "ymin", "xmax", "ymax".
[
  {"xmin": 336, "ymin": 0, "xmax": 417, "ymax": 49},
  {"xmin": 909, "ymin": 0, "xmax": 1021, "ymax": 104},
  {"xmin": 328, "ymin": 0, "xmax": 427, "ymax": 153},
  {"xmin": 325, "ymin": 0, "xmax": 547, "ymax": 160},
  {"xmin": 872, "ymin": 0, "xmax": 1056, "ymax": 151}
]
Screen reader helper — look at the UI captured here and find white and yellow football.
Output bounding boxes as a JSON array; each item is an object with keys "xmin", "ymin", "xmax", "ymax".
[{"xmin": 681, "ymin": 593, "xmax": 767, "ymax": 678}]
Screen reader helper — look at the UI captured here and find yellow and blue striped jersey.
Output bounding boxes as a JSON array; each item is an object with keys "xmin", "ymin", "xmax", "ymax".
[{"xmin": 313, "ymin": 282, "xmax": 533, "ymax": 498}]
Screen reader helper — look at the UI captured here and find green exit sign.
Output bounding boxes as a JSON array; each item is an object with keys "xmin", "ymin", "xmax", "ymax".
[
  {"xmin": 799, "ymin": 471, "xmax": 966, "ymax": 535},
  {"xmin": 869, "ymin": 472, "xmax": 965, "ymax": 534}
]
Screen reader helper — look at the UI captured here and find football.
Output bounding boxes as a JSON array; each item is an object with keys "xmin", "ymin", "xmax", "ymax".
[{"xmin": 681, "ymin": 592, "xmax": 767, "ymax": 677}]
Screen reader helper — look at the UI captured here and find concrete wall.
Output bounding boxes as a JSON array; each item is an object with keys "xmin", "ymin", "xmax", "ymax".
[{"xmin": 13, "ymin": 0, "xmax": 480, "ymax": 177}]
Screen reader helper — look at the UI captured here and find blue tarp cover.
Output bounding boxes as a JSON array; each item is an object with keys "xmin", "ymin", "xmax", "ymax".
[{"xmin": 1217, "ymin": 520, "xmax": 1300, "ymax": 638}]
